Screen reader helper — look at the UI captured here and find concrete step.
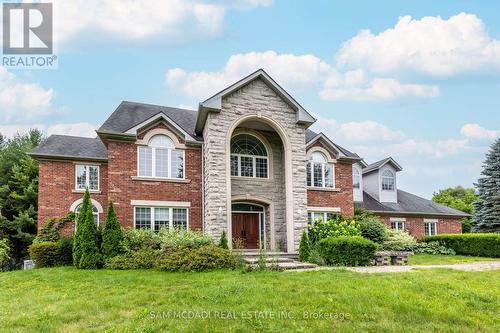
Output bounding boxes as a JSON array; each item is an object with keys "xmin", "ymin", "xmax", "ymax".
[
  {"xmin": 238, "ymin": 251, "xmax": 299, "ymax": 260},
  {"xmin": 244, "ymin": 257, "xmax": 295, "ymax": 264}
]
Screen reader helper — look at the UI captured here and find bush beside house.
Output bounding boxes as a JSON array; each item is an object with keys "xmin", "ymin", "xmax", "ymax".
[
  {"xmin": 101, "ymin": 200, "xmax": 123, "ymax": 261},
  {"xmin": 316, "ymin": 236, "xmax": 378, "ymax": 266}
]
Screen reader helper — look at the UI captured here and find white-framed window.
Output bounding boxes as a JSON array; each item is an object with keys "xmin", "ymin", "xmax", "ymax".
[
  {"xmin": 390, "ymin": 218, "xmax": 405, "ymax": 231},
  {"xmin": 352, "ymin": 167, "xmax": 361, "ymax": 189},
  {"xmin": 134, "ymin": 206, "xmax": 188, "ymax": 232},
  {"xmin": 307, "ymin": 211, "xmax": 338, "ymax": 225},
  {"xmin": 137, "ymin": 134, "xmax": 184, "ymax": 179},
  {"xmin": 230, "ymin": 134, "xmax": 268, "ymax": 178},
  {"xmin": 75, "ymin": 164, "xmax": 99, "ymax": 191},
  {"xmin": 381, "ymin": 169, "xmax": 395, "ymax": 191},
  {"xmin": 75, "ymin": 203, "xmax": 99, "ymax": 226},
  {"xmin": 424, "ymin": 220, "xmax": 438, "ymax": 236},
  {"xmin": 307, "ymin": 152, "xmax": 334, "ymax": 188}
]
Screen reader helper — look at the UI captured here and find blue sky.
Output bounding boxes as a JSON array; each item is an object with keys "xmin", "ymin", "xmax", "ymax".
[{"xmin": 1, "ymin": 0, "xmax": 499, "ymax": 198}]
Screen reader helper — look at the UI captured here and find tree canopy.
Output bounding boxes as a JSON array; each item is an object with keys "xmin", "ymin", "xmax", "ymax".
[{"xmin": 432, "ymin": 186, "xmax": 478, "ymax": 214}]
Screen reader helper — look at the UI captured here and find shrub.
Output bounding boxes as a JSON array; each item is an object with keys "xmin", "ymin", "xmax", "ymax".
[
  {"xmin": 424, "ymin": 233, "xmax": 500, "ymax": 257},
  {"xmin": 298, "ymin": 230, "xmax": 311, "ymax": 262},
  {"xmin": 57, "ymin": 237, "xmax": 73, "ymax": 265},
  {"xmin": 383, "ymin": 229, "xmax": 417, "ymax": 251},
  {"xmin": 308, "ymin": 217, "xmax": 361, "ymax": 244},
  {"xmin": 357, "ymin": 216, "xmax": 387, "ymax": 244},
  {"xmin": 156, "ymin": 245, "xmax": 238, "ymax": 272},
  {"xmin": 462, "ymin": 218, "xmax": 472, "ymax": 233},
  {"xmin": 411, "ymin": 241, "xmax": 456, "ymax": 255},
  {"xmin": 101, "ymin": 200, "xmax": 123, "ymax": 260},
  {"xmin": 104, "ymin": 249, "xmax": 162, "ymax": 270},
  {"xmin": 158, "ymin": 228, "xmax": 213, "ymax": 251},
  {"xmin": 73, "ymin": 190, "xmax": 102, "ymax": 269},
  {"xmin": 121, "ymin": 228, "xmax": 161, "ymax": 252},
  {"xmin": 316, "ymin": 236, "xmax": 377, "ymax": 266},
  {"xmin": 28, "ymin": 242, "xmax": 59, "ymax": 267},
  {"xmin": 219, "ymin": 230, "xmax": 228, "ymax": 249},
  {"xmin": 0, "ymin": 238, "xmax": 11, "ymax": 269}
]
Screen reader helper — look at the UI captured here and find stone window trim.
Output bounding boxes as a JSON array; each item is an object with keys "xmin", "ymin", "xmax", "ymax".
[
  {"xmin": 133, "ymin": 205, "xmax": 189, "ymax": 232},
  {"xmin": 74, "ymin": 164, "xmax": 100, "ymax": 192},
  {"xmin": 390, "ymin": 217, "xmax": 406, "ymax": 231},
  {"xmin": 424, "ymin": 219, "xmax": 438, "ymax": 236},
  {"xmin": 135, "ymin": 127, "xmax": 186, "ymax": 149},
  {"xmin": 306, "ymin": 149, "xmax": 336, "ymax": 190},
  {"xmin": 70, "ymin": 198, "xmax": 104, "ymax": 227},
  {"xmin": 137, "ymin": 134, "xmax": 185, "ymax": 180}
]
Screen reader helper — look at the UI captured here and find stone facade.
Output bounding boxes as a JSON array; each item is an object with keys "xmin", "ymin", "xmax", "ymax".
[
  {"xmin": 203, "ymin": 78, "xmax": 309, "ymax": 251},
  {"xmin": 378, "ymin": 215, "xmax": 463, "ymax": 239}
]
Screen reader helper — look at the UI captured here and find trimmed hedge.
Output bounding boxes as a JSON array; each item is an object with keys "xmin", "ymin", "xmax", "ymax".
[
  {"xmin": 316, "ymin": 236, "xmax": 377, "ymax": 266},
  {"xmin": 156, "ymin": 245, "xmax": 238, "ymax": 272},
  {"xmin": 424, "ymin": 233, "xmax": 500, "ymax": 257},
  {"xmin": 29, "ymin": 238, "xmax": 74, "ymax": 267},
  {"xmin": 104, "ymin": 249, "xmax": 161, "ymax": 270}
]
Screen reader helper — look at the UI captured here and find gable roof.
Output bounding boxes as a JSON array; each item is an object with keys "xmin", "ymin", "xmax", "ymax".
[
  {"xmin": 355, "ymin": 190, "xmax": 470, "ymax": 218},
  {"xmin": 305, "ymin": 129, "xmax": 360, "ymax": 161},
  {"xmin": 29, "ymin": 135, "xmax": 108, "ymax": 161},
  {"xmin": 363, "ymin": 157, "xmax": 403, "ymax": 174},
  {"xmin": 97, "ymin": 101, "xmax": 202, "ymax": 141},
  {"xmin": 195, "ymin": 69, "xmax": 316, "ymax": 134}
]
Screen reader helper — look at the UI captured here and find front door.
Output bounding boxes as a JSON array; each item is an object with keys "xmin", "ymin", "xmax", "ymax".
[{"xmin": 232, "ymin": 213, "xmax": 259, "ymax": 249}]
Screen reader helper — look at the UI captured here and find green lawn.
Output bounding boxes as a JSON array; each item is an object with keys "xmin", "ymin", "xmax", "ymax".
[
  {"xmin": 1, "ymin": 267, "xmax": 499, "ymax": 332},
  {"xmin": 409, "ymin": 254, "xmax": 499, "ymax": 265}
]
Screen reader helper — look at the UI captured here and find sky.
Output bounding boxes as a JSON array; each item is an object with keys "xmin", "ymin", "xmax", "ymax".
[{"xmin": 1, "ymin": 0, "xmax": 499, "ymax": 199}]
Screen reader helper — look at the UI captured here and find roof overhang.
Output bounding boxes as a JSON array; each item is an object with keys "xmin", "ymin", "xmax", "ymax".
[
  {"xmin": 306, "ymin": 132, "xmax": 361, "ymax": 163},
  {"xmin": 195, "ymin": 69, "xmax": 316, "ymax": 134},
  {"xmin": 366, "ymin": 210, "xmax": 471, "ymax": 218},
  {"xmin": 363, "ymin": 157, "xmax": 403, "ymax": 174},
  {"xmin": 28, "ymin": 152, "xmax": 108, "ymax": 162}
]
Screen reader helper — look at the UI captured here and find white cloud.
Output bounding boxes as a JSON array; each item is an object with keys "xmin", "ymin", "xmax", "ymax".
[
  {"xmin": 460, "ymin": 123, "xmax": 499, "ymax": 140},
  {"xmin": 320, "ymin": 70, "xmax": 439, "ymax": 101},
  {"xmin": 51, "ymin": 0, "xmax": 271, "ymax": 43},
  {"xmin": 0, "ymin": 67, "xmax": 55, "ymax": 122},
  {"xmin": 336, "ymin": 12, "xmax": 500, "ymax": 76},
  {"xmin": 0, "ymin": 122, "xmax": 97, "ymax": 138},
  {"xmin": 166, "ymin": 50, "xmax": 333, "ymax": 98}
]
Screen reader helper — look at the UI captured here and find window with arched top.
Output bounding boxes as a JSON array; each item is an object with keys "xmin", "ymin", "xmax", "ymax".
[
  {"xmin": 307, "ymin": 152, "xmax": 334, "ymax": 188},
  {"xmin": 138, "ymin": 134, "xmax": 184, "ymax": 179},
  {"xmin": 352, "ymin": 167, "xmax": 360, "ymax": 189},
  {"xmin": 381, "ymin": 169, "xmax": 395, "ymax": 191},
  {"xmin": 75, "ymin": 203, "xmax": 99, "ymax": 225},
  {"xmin": 230, "ymin": 134, "xmax": 268, "ymax": 178}
]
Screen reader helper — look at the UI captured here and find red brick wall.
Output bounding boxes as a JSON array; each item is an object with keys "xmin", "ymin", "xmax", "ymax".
[
  {"xmin": 107, "ymin": 140, "xmax": 203, "ymax": 230},
  {"xmin": 378, "ymin": 215, "xmax": 462, "ymax": 239},
  {"xmin": 37, "ymin": 160, "xmax": 108, "ymax": 235},
  {"xmin": 307, "ymin": 161, "xmax": 355, "ymax": 217}
]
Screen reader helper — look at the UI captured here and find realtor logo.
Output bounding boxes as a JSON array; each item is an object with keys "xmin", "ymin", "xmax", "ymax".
[{"xmin": 2, "ymin": 2, "xmax": 56, "ymax": 68}]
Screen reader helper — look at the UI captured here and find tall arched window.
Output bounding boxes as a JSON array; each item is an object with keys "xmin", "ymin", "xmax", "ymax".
[
  {"xmin": 230, "ymin": 134, "xmax": 268, "ymax": 178},
  {"xmin": 75, "ymin": 203, "xmax": 99, "ymax": 225},
  {"xmin": 307, "ymin": 152, "xmax": 334, "ymax": 188},
  {"xmin": 138, "ymin": 134, "xmax": 184, "ymax": 179},
  {"xmin": 352, "ymin": 167, "xmax": 360, "ymax": 189},
  {"xmin": 381, "ymin": 169, "xmax": 395, "ymax": 191}
]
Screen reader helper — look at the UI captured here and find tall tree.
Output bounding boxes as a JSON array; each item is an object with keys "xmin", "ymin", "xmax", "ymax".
[
  {"xmin": 0, "ymin": 129, "xmax": 43, "ymax": 264},
  {"xmin": 432, "ymin": 186, "xmax": 478, "ymax": 233},
  {"xmin": 73, "ymin": 190, "xmax": 102, "ymax": 269},
  {"xmin": 472, "ymin": 139, "xmax": 500, "ymax": 232},
  {"xmin": 101, "ymin": 199, "xmax": 122, "ymax": 261}
]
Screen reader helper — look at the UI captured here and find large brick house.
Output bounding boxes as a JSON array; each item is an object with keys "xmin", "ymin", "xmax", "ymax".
[{"xmin": 30, "ymin": 69, "xmax": 467, "ymax": 253}]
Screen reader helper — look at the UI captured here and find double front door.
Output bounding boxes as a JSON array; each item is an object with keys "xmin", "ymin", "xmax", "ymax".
[{"xmin": 232, "ymin": 213, "xmax": 259, "ymax": 249}]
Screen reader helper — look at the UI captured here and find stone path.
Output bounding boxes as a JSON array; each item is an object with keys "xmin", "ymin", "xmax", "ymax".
[{"xmin": 347, "ymin": 261, "xmax": 500, "ymax": 273}]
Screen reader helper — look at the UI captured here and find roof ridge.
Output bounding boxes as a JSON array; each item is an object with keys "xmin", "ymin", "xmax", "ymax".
[{"xmin": 121, "ymin": 100, "xmax": 197, "ymax": 113}]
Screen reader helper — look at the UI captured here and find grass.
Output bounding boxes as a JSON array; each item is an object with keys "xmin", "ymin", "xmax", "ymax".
[
  {"xmin": 1, "ymin": 267, "xmax": 499, "ymax": 332},
  {"xmin": 409, "ymin": 254, "xmax": 498, "ymax": 265}
]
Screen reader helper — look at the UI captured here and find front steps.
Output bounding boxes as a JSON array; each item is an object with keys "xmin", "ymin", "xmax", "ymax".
[{"xmin": 239, "ymin": 251, "xmax": 317, "ymax": 271}]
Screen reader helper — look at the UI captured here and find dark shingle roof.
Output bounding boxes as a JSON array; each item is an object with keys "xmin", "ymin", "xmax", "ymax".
[
  {"xmin": 363, "ymin": 157, "xmax": 403, "ymax": 173},
  {"xmin": 355, "ymin": 190, "xmax": 470, "ymax": 217},
  {"xmin": 98, "ymin": 101, "xmax": 202, "ymax": 141},
  {"xmin": 305, "ymin": 129, "xmax": 359, "ymax": 159},
  {"xmin": 30, "ymin": 135, "xmax": 107, "ymax": 161}
]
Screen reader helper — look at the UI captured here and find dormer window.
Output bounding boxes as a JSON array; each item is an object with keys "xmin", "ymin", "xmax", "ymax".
[
  {"xmin": 307, "ymin": 152, "xmax": 334, "ymax": 188},
  {"xmin": 381, "ymin": 170, "xmax": 395, "ymax": 191},
  {"xmin": 138, "ymin": 134, "xmax": 184, "ymax": 179},
  {"xmin": 352, "ymin": 167, "xmax": 360, "ymax": 189}
]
